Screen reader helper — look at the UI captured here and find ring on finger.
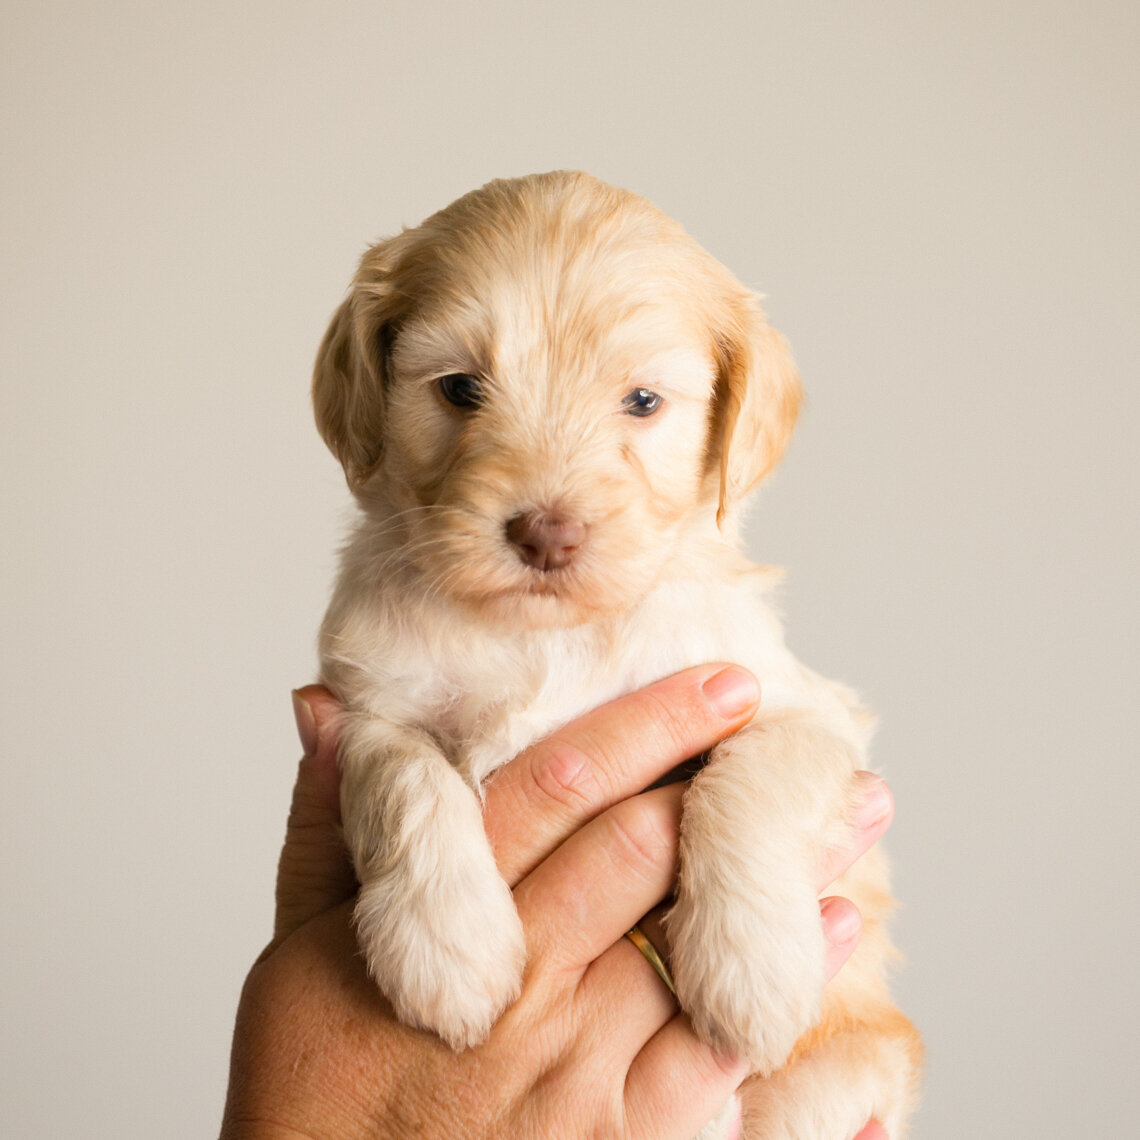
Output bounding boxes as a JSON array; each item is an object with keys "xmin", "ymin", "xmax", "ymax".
[{"xmin": 624, "ymin": 924, "xmax": 676, "ymax": 996}]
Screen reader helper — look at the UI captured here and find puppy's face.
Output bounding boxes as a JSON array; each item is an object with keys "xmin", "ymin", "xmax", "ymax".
[{"xmin": 315, "ymin": 173, "xmax": 800, "ymax": 628}]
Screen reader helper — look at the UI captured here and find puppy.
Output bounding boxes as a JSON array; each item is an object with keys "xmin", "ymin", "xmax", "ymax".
[{"xmin": 313, "ymin": 171, "xmax": 920, "ymax": 1137}]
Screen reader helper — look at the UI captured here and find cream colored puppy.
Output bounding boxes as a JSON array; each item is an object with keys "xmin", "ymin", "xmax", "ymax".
[{"xmin": 313, "ymin": 171, "xmax": 920, "ymax": 1137}]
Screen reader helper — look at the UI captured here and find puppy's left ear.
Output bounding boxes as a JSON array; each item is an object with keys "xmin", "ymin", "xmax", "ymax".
[{"xmin": 712, "ymin": 291, "xmax": 803, "ymax": 524}]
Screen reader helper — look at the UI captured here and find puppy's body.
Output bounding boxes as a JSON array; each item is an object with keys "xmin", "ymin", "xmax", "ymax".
[
  {"xmin": 326, "ymin": 538, "xmax": 803, "ymax": 787},
  {"xmin": 315, "ymin": 172, "xmax": 920, "ymax": 1138}
]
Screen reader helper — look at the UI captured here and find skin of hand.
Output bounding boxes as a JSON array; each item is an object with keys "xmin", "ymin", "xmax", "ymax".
[{"xmin": 220, "ymin": 665, "xmax": 894, "ymax": 1140}]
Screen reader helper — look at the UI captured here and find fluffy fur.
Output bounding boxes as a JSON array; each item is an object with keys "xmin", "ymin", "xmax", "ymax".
[{"xmin": 313, "ymin": 171, "xmax": 921, "ymax": 1138}]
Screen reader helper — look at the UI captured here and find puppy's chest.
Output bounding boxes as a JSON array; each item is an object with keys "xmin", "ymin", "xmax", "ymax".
[
  {"xmin": 414, "ymin": 629, "xmax": 652, "ymax": 786},
  {"xmin": 378, "ymin": 579, "xmax": 803, "ymax": 788}
]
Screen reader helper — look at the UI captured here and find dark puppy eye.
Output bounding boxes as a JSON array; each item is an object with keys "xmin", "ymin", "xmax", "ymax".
[
  {"xmin": 622, "ymin": 388, "xmax": 663, "ymax": 417},
  {"xmin": 439, "ymin": 373, "xmax": 484, "ymax": 408}
]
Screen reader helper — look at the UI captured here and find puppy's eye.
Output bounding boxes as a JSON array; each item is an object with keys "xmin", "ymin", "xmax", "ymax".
[
  {"xmin": 439, "ymin": 373, "xmax": 484, "ymax": 408},
  {"xmin": 622, "ymin": 388, "xmax": 663, "ymax": 417}
]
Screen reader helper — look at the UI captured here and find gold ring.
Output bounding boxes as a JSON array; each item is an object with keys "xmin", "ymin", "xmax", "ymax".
[{"xmin": 624, "ymin": 924, "xmax": 676, "ymax": 996}]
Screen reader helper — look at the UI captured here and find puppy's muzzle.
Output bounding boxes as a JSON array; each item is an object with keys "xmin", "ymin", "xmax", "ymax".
[{"xmin": 505, "ymin": 511, "xmax": 586, "ymax": 572}]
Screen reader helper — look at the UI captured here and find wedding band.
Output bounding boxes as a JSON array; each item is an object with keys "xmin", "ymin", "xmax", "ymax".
[{"xmin": 624, "ymin": 924, "xmax": 676, "ymax": 996}]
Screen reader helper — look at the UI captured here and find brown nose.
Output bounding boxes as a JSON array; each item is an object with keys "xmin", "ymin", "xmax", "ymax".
[{"xmin": 505, "ymin": 512, "xmax": 586, "ymax": 572}]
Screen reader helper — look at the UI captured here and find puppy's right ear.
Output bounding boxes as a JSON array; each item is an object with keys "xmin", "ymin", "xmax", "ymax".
[
  {"xmin": 312, "ymin": 291, "xmax": 389, "ymax": 488},
  {"xmin": 314, "ymin": 232, "xmax": 414, "ymax": 488}
]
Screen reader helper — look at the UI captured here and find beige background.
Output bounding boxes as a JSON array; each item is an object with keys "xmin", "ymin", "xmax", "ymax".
[{"xmin": 3, "ymin": 2, "xmax": 1137, "ymax": 1137}]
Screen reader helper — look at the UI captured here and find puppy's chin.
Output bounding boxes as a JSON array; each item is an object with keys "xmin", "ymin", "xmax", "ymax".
[{"xmin": 452, "ymin": 579, "xmax": 624, "ymax": 631}]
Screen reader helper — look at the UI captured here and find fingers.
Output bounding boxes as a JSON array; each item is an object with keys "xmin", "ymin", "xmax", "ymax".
[
  {"xmin": 484, "ymin": 664, "xmax": 760, "ymax": 886},
  {"xmin": 820, "ymin": 896, "xmax": 863, "ymax": 981},
  {"xmin": 816, "ymin": 771, "xmax": 894, "ymax": 892},
  {"xmin": 270, "ymin": 687, "xmax": 356, "ymax": 946},
  {"xmin": 514, "ymin": 784, "xmax": 685, "ymax": 970},
  {"xmin": 625, "ymin": 1013, "xmax": 749, "ymax": 1140}
]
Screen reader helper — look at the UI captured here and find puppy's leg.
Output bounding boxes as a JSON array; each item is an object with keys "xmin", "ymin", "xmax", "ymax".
[
  {"xmin": 666, "ymin": 711, "xmax": 861, "ymax": 1074},
  {"xmin": 738, "ymin": 999, "xmax": 922, "ymax": 1139},
  {"xmin": 338, "ymin": 711, "xmax": 526, "ymax": 1050}
]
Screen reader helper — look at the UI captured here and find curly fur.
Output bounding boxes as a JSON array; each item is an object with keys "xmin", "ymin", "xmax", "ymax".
[{"xmin": 313, "ymin": 171, "xmax": 920, "ymax": 1138}]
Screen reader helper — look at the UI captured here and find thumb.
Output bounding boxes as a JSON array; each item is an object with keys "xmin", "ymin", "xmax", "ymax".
[{"xmin": 271, "ymin": 687, "xmax": 356, "ymax": 946}]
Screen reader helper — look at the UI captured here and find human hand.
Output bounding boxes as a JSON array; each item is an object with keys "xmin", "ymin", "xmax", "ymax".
[{"xmin": 220, "ymin": 665, "xmax": 892, "ymax": 1139}]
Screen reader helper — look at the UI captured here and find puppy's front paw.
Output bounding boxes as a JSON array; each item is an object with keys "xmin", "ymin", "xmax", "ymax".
[
  {"xmin": 669, "ymin": 879, "xmax": 825, "ymax": 1075},
  {"xmin": 355, "ymin": 862, "xmax": 526, "ymax": 1050}
]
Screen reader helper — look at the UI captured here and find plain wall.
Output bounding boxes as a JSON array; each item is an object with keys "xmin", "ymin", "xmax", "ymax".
[{"xmin": 3, "ymin": 2, "xmax": 1137, "ymax": 1136}]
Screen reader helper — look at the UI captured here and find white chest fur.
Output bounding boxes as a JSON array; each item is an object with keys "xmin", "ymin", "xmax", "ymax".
[{"xmin": 321, "ymin": 564, "xmax": 838, "ymax": 788}]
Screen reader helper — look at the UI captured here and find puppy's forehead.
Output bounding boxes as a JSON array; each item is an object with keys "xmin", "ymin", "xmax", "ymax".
[{"xmin": 391, "ymin": 178, "xmax": 723, "ymax": 379}]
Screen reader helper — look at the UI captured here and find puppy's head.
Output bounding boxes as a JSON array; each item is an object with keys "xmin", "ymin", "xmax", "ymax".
[{"xmin": 314, "ymin": 171, "xmax": 800, "ymax": 627}]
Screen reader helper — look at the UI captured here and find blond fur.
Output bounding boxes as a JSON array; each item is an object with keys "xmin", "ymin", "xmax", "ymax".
[{"xmin": 313, "ymin": 171, "xmax": 920, "ymax": 1137}]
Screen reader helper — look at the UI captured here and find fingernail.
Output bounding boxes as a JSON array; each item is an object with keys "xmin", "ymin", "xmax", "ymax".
[
  {"xmin": 701, "ymin": 667, "xmax": 760, "ymax": 719},
  {"xmin": 292, "ymin": 690, "xmax": 319, "ymax": 758},
  {"xmin": 850, "ymin": 771, "xmax": 892, "ymax": 830},
  {"xmin": 821, "ymin": 896, "xmax": 862, "ymax": 946}
]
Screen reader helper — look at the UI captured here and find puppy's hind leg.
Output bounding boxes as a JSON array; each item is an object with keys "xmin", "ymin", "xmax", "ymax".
[
  {"xmin": 338, "ymin": 713, "xmax": 526, "ymax": 1050},
  {"xmin": 739, "ymin": 1003, "xmax": 923, "ymax": 1140}
]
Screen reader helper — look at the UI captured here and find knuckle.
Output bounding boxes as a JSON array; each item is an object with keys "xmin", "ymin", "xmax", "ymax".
[
  {"xmin": 602, "ymin": 794, "xmax": 679, "ymax": 879},
  {"xmin": 528, "ymin": 738, "xmax": 600, "ymax": 811}
]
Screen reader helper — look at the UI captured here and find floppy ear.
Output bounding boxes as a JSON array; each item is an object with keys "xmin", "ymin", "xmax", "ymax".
[
  {"xmin": 713, "ymin": 291, "xmax": 803, "ymax": 524},
  {"xmin": 312, "ymin": 240, "xmax": 403, "ymax": 488}
]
